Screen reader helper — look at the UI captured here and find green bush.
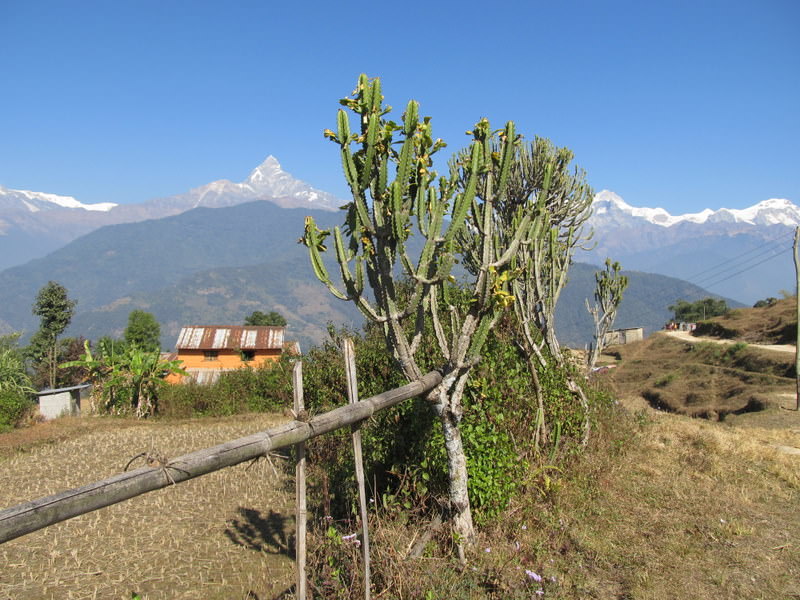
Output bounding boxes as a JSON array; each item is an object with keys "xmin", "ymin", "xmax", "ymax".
[
  {"xmin": 0, "ymin": 390, "xmax": 33, "ymax": 432},
  {"xmin": 157, "ymin": 357, "xmax": 293, "ymax": 417},
  {"xmin": 303, "ymin": 316, "xmax": 595, "ymax": 525}
]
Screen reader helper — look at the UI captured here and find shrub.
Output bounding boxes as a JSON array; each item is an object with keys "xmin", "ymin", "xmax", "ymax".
[
  {"xmin": 157, "ymin": 357, "xmax": 293, "ymax": 417},
  {"xmin": 303, "ymin": 316, "xmax": 596, "ymax": 526},
  {"xmin": 0, "ymin": 389, "xmax": 33, "ymax": 432}
]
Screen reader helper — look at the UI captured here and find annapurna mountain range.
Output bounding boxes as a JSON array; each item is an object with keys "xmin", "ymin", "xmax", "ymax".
[
  {"xmin": 1, "ymin": 157, "xmax": 796, "ymax": 304},
  {"xmin": 583, "ymin": 191, "xmax": 799, "ymax": 304},
  {"xmin": 0, "ymin": 156, "xmax": 339, "ymax": 271}
]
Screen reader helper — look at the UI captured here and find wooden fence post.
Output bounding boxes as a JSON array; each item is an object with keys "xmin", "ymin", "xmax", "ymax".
[
  {"xmin": 293, "ymin": 361, "xmax": 308, "ymax": 600},
  {"xmin": 794, "ymin": 227, "xmax": 800, "ymax": 411},
  {"xmin": 343, "ymin": 338, "xmax": 371, "ymax": 600}
]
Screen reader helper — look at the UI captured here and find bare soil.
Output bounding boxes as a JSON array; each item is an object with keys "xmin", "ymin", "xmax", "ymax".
[
  {"xmin": 602, "ymin": 332, "xmax": 795, "ymax": 420},
  {"xmin": 0, "ymin": 414, "xmax": 295, "ymax": 600}
]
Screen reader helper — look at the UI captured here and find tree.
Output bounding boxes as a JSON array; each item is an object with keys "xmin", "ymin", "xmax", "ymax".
[
  {"xmin": 496, "ymin": 137, "xmax": 594, "ymax": 447},
  {"xmin": 753, "ymin": 297, "xmax": 778, "ymax": 309},
  {"xmin": 124, "ymin": 310, "xmax": 161, "ymax": 352},
  {"xmin": 30, "ymin": 281, "xmax": 76, "ymax": 389},
  {"xmin": 586, "ymin": 259, "xmax": 629, "ymax": 371},
  {"xmin": 303, "ymin": 74, "xmax": 542, "ymax": 555},
  {"xmin": 244, "ymin": 310, "xmax": 287, "ymax": 327},
  {"xmin": 30, "ymin": 336, "xmax": 90, "ymax": 390},
  {"xmin": 668, "ymin": 297, "xmax": 728, "ymax": 322}
]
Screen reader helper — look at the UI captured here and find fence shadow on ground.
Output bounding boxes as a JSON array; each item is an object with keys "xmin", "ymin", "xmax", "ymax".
[{"xmin": 224, "ymin": 507, "xmax": 296, "ymax": 558}]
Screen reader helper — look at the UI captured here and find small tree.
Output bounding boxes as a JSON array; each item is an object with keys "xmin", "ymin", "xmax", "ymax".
[
  {"xmin": 586, "ymin": 259, "xmax": 628, "ymax": 371},
  {"xmin": 124, "ymin": 310, "xmax": 161, "ymax": 352},
  {"xmin": 669, "ymin": 297, "xmax": 728, "ymax": 322},
  {"xmin": 244, "ymin": 310, "xmax": 287, "ymax": 327},
  {"xmin": 30, "ymin": 281, "xmax": 76, "ymax": 389}
]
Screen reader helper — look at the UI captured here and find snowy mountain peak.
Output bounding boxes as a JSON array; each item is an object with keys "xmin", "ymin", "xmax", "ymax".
[
  {"xmin": 247, "ymin": 155, "xmax": 282, "ymax": 184},
  {"xmin": 0, "ymin": 185, "xmax": 117, "ymax": 212},
  {"xmin": 238, "ymin": 156, "xmax": 338, "ymax": 209},
  {"xmin": 591, "ymin": 191, "xmax": 799, "ymax": 228}
]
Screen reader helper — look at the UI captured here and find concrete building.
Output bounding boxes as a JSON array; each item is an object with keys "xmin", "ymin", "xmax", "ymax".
[{"xmin": 36, "ymin": 384, "xmax": 91, "ymax": 420}]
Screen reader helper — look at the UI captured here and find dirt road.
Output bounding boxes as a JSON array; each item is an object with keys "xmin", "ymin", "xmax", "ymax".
[{"xmin": 661, "ymin": 330, "xmax": 796, "ymax": 354}]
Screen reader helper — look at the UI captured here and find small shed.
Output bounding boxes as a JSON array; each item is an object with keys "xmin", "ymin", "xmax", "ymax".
[
  {"xmin": 36, "ymin": 384, "xmax": 91, "ymax": 420},
  {"xmin": 603, "ymin": 327, "xmax": 644, "ymax": 346}
]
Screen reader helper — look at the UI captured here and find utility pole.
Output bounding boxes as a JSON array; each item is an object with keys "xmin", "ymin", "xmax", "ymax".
[{"xmin": 794, "ymin": 227, "xmax": 800, "ymax": 411}]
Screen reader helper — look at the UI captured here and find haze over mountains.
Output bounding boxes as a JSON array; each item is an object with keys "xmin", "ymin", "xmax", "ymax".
[{"xmin": 0, "ymin": 156, "xmax": 792, "ymax": 348}]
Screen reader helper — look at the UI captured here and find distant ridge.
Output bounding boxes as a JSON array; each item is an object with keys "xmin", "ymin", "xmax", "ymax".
[
  {"xmin": 0, "ymin": 200, "xmax": 738, "ymax": 350},
  {"xmin": 0, "ymin": 156, "xmax": 342, "ymax": 270},
  {"xmin": 586, "ymin": 192, "xmax": 799, "ymax": 304}
]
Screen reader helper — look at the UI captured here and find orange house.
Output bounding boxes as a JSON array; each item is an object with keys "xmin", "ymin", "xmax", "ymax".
[{"xmin": 167, "ymin": 325, "xmax": 293, "ymax": 384}]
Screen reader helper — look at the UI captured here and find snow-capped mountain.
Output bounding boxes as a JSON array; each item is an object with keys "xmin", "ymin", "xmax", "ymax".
[
  {"xmin": 585, "ymin": 191, "xmax": 800, "ymax": 305},
  {"xmin": 591, "ymin": 190, "xmax": 800, "ymax": 229},
  {"xmin": 0, "ymin": 156, "xmax": 342, "ymax": 270},
  {"xmin": 147, "ymin": 156, "xmax": 340, "ymax": 212},
  {"xmin": 0, "ymin": 186, "xmax": 117, "ymax": 213}
]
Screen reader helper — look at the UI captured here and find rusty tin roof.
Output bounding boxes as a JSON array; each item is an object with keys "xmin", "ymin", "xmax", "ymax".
[{"xmin": 175, "ymin": 326, "xmax": 285, "ymax": 351}]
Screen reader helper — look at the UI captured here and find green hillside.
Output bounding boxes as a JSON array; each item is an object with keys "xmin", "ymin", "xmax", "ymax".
[
  {"xmin": 0, "ymin": 200, "xmax": 738, "ymax": 351},
  {"xmin": 555, "ymin": 262, "xmax": 743, "ymax": 347}
]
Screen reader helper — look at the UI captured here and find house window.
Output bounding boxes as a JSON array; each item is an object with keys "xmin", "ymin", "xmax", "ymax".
[
  {"xmin": 241, "ymin": 350, "xmax": 256, "ymax": 362},
  {"xmin": 204, "ymin": 350, "xmax": 219, "ymax": 361}
]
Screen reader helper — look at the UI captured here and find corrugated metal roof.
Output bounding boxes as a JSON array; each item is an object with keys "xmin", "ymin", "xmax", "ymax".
[{"xmin": 175, "ymin": 326, "xmax": 285, "ymax": 350}]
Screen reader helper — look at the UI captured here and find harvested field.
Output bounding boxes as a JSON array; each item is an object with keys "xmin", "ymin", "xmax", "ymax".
[
  {"xmin": 0, "ymin": 414, "xmax": 295, "ymax": 600},
  {"xmin": 604, "ymin": 332, "xmax": 795, "ymax": 419}
]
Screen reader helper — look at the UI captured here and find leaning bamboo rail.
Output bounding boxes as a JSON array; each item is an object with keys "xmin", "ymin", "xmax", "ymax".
[{"xmin": 0, "ymin": 370, "xmax": 442, "ymax": 545}]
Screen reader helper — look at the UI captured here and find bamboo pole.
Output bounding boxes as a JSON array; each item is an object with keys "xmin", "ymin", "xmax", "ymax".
[
  {"xmin": 0, "ymin": 371, "xmax": 442, "ymax": 545},
  {"xmin": 343, "ymin": 339, "xmax": 371, "ymax": 600},
  {"xmin": 293, "ymin": 361, "xmax": 308, "ymax": 600}
]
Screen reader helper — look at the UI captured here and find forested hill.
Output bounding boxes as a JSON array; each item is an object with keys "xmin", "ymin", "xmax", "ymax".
[
  {"xmin": 555, "ymin": 262, "xmax": 742, "ymax": 347},
  {"xmin": 0, "ymin": 200, "xmax": 737, "ymax": 350}
]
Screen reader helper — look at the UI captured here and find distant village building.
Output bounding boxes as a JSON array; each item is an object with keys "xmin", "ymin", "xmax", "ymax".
[
  {"xmin": 35, "ymin": 384, "xmax": 91, "ymax": 420},
  {"xmin": 603, "ymin": 327, "xmax": 644, "ymax": 346},
  {"xmin": 167, "ymin": 325, "xmax": 297, "ymax": 384}
]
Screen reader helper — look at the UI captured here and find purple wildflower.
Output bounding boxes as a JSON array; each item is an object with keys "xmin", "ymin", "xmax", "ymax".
[{"xmin": 525, "ymin": 570, "xmax": 543, "ymax": 582}]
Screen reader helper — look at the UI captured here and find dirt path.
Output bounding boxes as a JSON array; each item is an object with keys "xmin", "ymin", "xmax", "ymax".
[{"xmin": 661, "ymin": 329, "xmax": 797, "ymax": 354}]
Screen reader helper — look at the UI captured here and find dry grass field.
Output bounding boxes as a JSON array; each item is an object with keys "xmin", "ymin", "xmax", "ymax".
[
  {"xmin": 0, "ymin": 415, "xmax": 296, "ymax": 600},
  {"xmin": 1, "ymin": 407, "xmax": 798, "ymax": 599},
  {"xmin": 2, "ymin": 317, "xmax": 799, "ymax": 600},
  {"xmin": 605, "ymin": 331, "xmax": 795, "ymax": 420}
]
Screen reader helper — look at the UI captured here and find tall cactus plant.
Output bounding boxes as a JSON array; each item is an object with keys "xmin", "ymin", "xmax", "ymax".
[
  {"xmin": 501, "ymin": 138, "xmax": 595, "ymax": 445},
  {"xmin": 302, "ymin": 74, "xmax": 536, "ymax": 554},
  {"xmin": 586, "ymin": 259, "xmax": 629, "ymax": 371}
]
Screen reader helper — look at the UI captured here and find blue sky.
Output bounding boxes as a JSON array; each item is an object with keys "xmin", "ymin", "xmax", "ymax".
[{"xmin": 1, "ymin": 0, "xmax": 797, "ymax": 214}]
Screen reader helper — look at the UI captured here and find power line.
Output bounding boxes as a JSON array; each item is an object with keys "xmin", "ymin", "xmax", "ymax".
[
  {"xmin": 685, "ymin": 229, "xmax": 794, "ymax": 282},
  {"xmin": 689, "ymin": 237, "xmax": 792, "ymax": 288},
  {"xmin": 699, "ymin": 246, "xmax": 791, "ymax": 290}
]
